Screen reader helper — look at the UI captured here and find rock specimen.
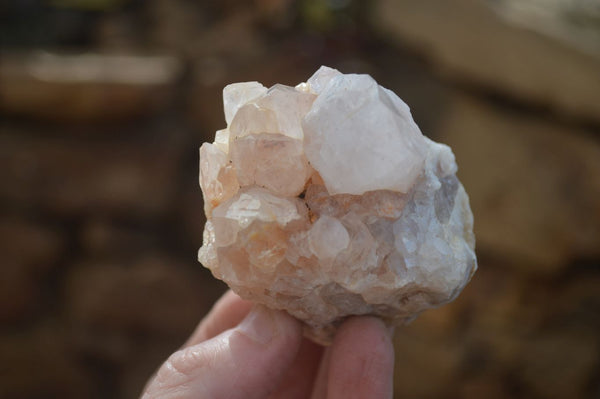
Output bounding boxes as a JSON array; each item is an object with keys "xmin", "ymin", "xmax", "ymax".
[{"xmin": 199, "ymin": 66, "xmax": 477, "ymax": 344}]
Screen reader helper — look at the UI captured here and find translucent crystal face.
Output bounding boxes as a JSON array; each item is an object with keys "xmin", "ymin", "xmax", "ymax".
[
  {"xmin": 199, "ymin": 66, "xmax": 477, "ymax": 344},
  {"xmin": 303, "ymin": 74, "xmax": 428, "ymax": 195}
]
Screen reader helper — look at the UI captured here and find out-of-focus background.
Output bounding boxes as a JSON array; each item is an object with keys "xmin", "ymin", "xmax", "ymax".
[{"xmin": 1, "ymin": 0, "xmax": 599, "ymax": 398}]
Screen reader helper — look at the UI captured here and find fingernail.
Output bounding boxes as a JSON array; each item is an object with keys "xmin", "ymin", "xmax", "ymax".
[{"xmin": 238, "ymin": 305, "xmax": 278, "ymax": 345}]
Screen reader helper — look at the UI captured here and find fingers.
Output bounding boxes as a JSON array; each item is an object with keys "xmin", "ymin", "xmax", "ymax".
[
  {"xmin": 267, "ymin": 338, "xmax": 324, "ymax": 399},
  {"xmin": 310, "ymin": 345, "xmax": 333, "ymax": 399},
  {"xmin": 322, "ymin": 317, "xmax": 395, "ymax": 399},
  {"xmin": 185, "ymin": 290, "xmax": 253, "ymax": 346},
  {"xmin": 143, "ymin": 305, "xmax": 303, "ymax": 399}
]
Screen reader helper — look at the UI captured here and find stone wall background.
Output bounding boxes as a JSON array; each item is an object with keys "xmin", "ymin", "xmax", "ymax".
[{"xmin": 1, "ymin": 1, "xmax": 599, "ymax": 398}]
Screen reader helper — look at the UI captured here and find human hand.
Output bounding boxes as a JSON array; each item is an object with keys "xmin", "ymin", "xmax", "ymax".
[{"xmin": 141, "ymin": 290, "xmax": 395, "ymax": 398}]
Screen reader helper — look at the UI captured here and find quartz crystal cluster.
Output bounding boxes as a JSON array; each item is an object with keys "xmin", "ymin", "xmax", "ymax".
[{"xmin": 199, "ymin": 66, "xmax": 477, "ymax": 344}]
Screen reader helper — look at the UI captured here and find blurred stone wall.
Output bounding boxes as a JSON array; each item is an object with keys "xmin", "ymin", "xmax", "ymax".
[{"xmin": 1, "ymin": 1, "xmax": 599, "ymax": 398}]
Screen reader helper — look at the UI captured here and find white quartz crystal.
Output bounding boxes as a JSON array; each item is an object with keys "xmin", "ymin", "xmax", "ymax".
[
  {"xmin": 199, "ymin": 66, "xmax": 477, "ymax": 344},
  {"xmin": 223, "ymin": 82, "xmax": 267, "ymax": 125},
  {"xmin": 303, "ymin": 72, "xmax": 427, "ymax": 195}
]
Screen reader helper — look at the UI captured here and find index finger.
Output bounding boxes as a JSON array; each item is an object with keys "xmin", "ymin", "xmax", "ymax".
[{"xmin": 184, "ymin": 289, "xmax": 253, "ymax": 347}]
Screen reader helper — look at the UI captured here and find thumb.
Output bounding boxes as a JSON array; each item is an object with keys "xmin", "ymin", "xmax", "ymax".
[{"xmin": 142, "ymin": 305, "xmax": 303, "ymax": 399}]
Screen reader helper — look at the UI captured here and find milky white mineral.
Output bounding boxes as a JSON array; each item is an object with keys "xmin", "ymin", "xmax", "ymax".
[{"xmin": 198, "ymin": 66, "xmax": 477, "ymax": 344}]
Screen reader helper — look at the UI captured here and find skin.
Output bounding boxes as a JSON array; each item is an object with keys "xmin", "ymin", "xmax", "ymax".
[{"xmin": 141, "ymin": 290, "xmax": 395, "ymax": 399}]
